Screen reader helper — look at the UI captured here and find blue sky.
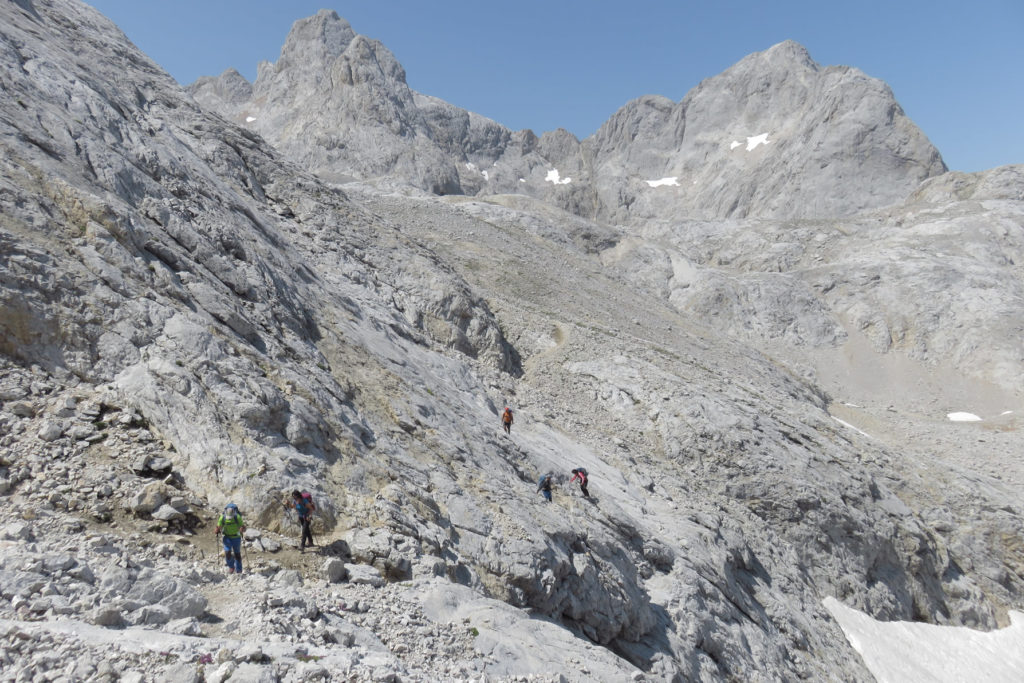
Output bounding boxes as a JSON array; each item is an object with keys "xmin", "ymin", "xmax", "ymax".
[{"xmin": 87, "ymin": 0, "xmax": 1023, "ymax": 173}]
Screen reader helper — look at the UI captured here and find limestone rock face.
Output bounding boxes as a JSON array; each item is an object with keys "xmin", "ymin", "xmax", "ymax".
[
  {"xmin": 1, "ymin": 2, "xmax": 1023, "ymax": 682},
  {"xmin": 192, "ymin": 10, "xmax": 462, "ymax": 194},
  {"xmin": 588, "ymin": 41, "xmax": 947, "ymax": 221}
]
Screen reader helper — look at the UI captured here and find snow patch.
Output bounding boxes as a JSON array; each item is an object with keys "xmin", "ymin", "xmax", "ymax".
[
  {"xmin": 823, "ymin": 597, "xmax": 1024, "ymax": 683},
  {"xmin": 947, "ymin": 412, "xmax": 982, "ymax": 422},
  {"xmin": 646, "ymin": 177, "xmax": 680, "ymax": 188},
  {"xmin": 481, "ymin": 170, "xmax": 489, "ymax": 181},
  {"xmin": 244, "ymin": 116, "xmax": 256, "ymax": 123},
  {"xmin": 519, "ymin": 178, "xmax": 526, "ymax": 183},
  {"xmin": 545, "ymin": 169, "xmax": 571, "ymax": 185},
  {"xmin": 730, "ymin": 140, "xmax": 742, "ymax": 150},
  {"xmin": 1000, "ymin": 410, "xmax": 1013, "ymax": 416},
  {"xmin": 746, "ymin": 133, "xmax": 770, "ymax": 151},
  {"xmin": 832, "ymin": 416, "xmax": 871, "ymax": 439},
  {"xmin": 465, "ymin": 162, "xmax": 478, "ymax": 171},
  {"xmin": 842, "ymin": 402, "xmax": 862, "ymax": 408}
]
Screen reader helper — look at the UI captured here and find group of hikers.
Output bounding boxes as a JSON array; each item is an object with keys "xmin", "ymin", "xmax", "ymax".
[
  {"xmin": 214, "ymin": 490, "xmax": 316, "ymax": 575},
  {"xmin": 213, "ymin": 406, "xmax": 587, "ymax": 574},
  {"xmin": 537, "ymin": 467, "xmax": 590, "ymax": 502},
  {"xmin": 506, "ymin": 406, "xmax": 592, "ymax": 503}
]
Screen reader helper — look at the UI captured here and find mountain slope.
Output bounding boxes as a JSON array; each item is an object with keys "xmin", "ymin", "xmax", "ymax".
[{"xmin": 1, "ymin": 1, "xmax": 1022, "ymax": 681}]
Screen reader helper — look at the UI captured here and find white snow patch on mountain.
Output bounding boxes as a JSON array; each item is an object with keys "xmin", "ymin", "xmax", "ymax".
[
  {"xmin": 1001, "ymin": 410, "xmax": 1013, "ymax": 416},
  {"xmin": 646, "ymin": 177, "xmax": 680, "ymax": 188},
  {"xmin": 832, "ymin": 416, "xmax": 871, "ymax": 439},
  {"xmin": 545, "ymin": 169, "xmax": 571, "ymax": 185},
  {"xmin": 947, "ymin": 412, "xmax": 983, "ymax": 422},
  {"xmin": 482, "ymin": 170, "xmax": 489, "ymax": 180},
  {"xmin": 245, "ymin": 116, "xmax": 256, "ymax": 123},
  {"xmin": 519, "ymin": 178, "xmax": 525, "ymax": 183},
  {"xmin": 823, "ymin": 597, "xmax": 1024, "ymax": 683},
  {"xmin": 746, "ymin": 133, "xmax": 770, "ymax": 151},
  {"xmin": 730, "ymin": 140, "xmax": 742, "ymax": 150}
]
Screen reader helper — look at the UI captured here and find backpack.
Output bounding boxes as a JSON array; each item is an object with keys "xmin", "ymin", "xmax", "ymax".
[
  {"xmin": 300, "ymin": 491, "xmax": 316, "ymax": 512},
  {"xmin": 578, "ymin": 468, "xmax": 588, "ymax": 479}
]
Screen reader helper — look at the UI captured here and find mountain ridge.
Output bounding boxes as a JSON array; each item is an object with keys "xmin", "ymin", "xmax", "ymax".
[{"xmin": 190, "ymin": 15, "xmax": 946, "ymax": 222}]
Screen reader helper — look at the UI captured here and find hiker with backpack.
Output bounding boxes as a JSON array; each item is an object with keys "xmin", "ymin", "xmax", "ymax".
[
  {"xmin": 501, "ymin": 407, "xmax": 514, "ymax": 435},
  {"xmin": 284, "ymin": 490, "xmax": 315, "ymax": 552},
  {"xmin": 537, "ymin": 472, "xmax": 554, "ymax": 502},
  {"xmin": 570, "ymin": 468, "xmax": 590, "ymax": 498},
  {"xmin": 215, "ymin": 503, "xmax": 247, "ymax": 574}
]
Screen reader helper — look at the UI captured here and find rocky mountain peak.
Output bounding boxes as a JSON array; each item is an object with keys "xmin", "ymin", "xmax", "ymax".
[
  {"xmin": 276, "ymin": 9, "xmax": 356, "ymax": 71},
  {"xmin": 757, "ymin": 38, "xmax": 818, "ymax": 70}
]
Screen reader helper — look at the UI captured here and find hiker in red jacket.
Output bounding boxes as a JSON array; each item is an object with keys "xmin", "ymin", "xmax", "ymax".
[
  {"xmin": 570, "ymin": 468, "xmax": 590, "ymax": 498},
  {"xmin": 501, "ymin": 407, "xmax": 514, "ymax": 435}
]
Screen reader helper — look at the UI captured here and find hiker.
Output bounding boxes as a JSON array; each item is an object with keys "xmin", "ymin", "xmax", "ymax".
[
  {"xmin": 215, "ymin": 503, "xmax": 246, "ymax": 574},
  {"xmin": 285, "ymin": 490, "xmax": 315, "ymax": 552},
  {"xmin": 537, "ymin": 472, "xmax": 554, "ymax": 502},
  {"xmin": 501, "ymin": 406, "xmax": 514, "ymax": 435},
  {"xmin": 570, "ymin": 468, "xmax": 590, "ymax": 498}
]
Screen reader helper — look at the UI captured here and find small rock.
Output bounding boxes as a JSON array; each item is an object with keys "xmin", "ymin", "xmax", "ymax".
[
  {"xmin": 148, "ymin": 456, "xmax": 173, "ymax": 473},
  {"xmin": 152, "ymin": 504, "xmax": 185, "ymax": 521},
  {"xmin": 323, "ymin": 558, "xmax": 347, "ymax": 583},
  {"xmin": 37, "ymin": 421, "xmax": 65, "ymax": 442},
  {"xmin": 66, "ymin": 423, "xmax": 96, "ymax": 441},
  {"xmin": 156, "ymin": 663, "xmax": 200, "ymax": 683},
  {"xmin": 8, "ymin": 401, "xmax": 36, "ymax": 417},
  {"xmin": 2, "ymin": 522, "xmax": 34, "ymax": 541},
  {"xmin": 164, "ymin": 617, "xmax": 204, "ymax": 637},
  {"xmin": 258, "ymin": 537, "xmax": 281, "ymax": 553},
  {"xmin": 92, "ymin": 606, "xmax": 124, "ymax": 627},
  {"xmin": 345, "ymin": 563, "xmax": 385, "ymax": 587},
  {"xmin": 235, "ymin": 643, "xmax": 263, "ymax": 663}
]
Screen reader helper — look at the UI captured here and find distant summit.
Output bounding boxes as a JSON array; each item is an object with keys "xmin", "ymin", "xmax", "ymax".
[
  {"xmin": 589, "ymin": 38, "xmax": 948, "ymax": 220},
  {"xmin": 191, "ymin": 17, "xmax": 946, "ymax": 220}
]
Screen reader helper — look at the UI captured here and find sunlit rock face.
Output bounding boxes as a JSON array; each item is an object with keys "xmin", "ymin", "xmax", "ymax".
[{"xmin": 2, "ymin": 2, "xmax": 1022, "ymax": 681}]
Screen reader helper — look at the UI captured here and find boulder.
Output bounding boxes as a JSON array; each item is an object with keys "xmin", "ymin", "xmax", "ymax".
[
  {"xmin": 323, "ymin": 558, "xmax": 347, "ymax": 583},
  {"xmin": 345, "ymin": 563, "xmax": 385, "ymax": 587},
  {"xmin": 125, "ymin": 568, "xmax": 208, "ymax": 619}
]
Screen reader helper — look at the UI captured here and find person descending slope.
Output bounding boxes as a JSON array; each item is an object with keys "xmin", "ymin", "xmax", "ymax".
[
  {"xmin": 501, "ymin": 406, "xmax": 514, "ymax": 435},
  {"xmin": 215, "ymin": 503, "xmax": 247, "ymax": 574},
  {"xmin": 537, "ymin": 472, "xmax": 554, "ymax": 502},
  {"xmin": 570, "ymin": 468, "xmax": 590, "ymax": 498},
  {"xmin": 285, "ymin": 490, "xmax": 316, "ymax": 553}
]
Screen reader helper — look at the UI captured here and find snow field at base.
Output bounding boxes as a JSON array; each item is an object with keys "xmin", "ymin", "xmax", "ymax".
[{"xmin": 824, "ymin": 597, "xmax": 1024, "ymax": 683}]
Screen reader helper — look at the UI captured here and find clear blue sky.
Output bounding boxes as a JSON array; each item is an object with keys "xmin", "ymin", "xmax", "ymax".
[{"xmin": 87, "ymin": 0, "xmax": 1023, "ymax": 173}]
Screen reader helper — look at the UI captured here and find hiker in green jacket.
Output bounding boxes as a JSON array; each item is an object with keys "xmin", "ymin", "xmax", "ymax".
[{"xmin": 215, "ymin": 503, "xmax": 246, "ymax": 574}]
